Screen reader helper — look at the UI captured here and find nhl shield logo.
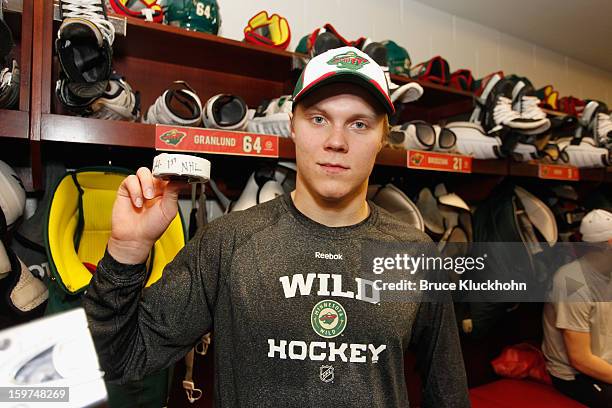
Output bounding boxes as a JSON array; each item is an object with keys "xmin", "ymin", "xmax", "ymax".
[{"xmin": 320, "ymin": 365, "xmax": 334, "ymax": 383}]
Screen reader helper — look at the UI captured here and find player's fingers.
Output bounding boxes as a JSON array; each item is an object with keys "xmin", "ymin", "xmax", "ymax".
[
  {"xmin": 160, "ymin": 180, "xmax": 185, "ymax": 206},
  {"xmin": 136, "ymin": 167, "xmax": 155, "ymax": 200},
  {"xmin": 120, "ymin": 174, "xmax": 144, "ymax": 208},
  {"xmin": 159, "ymin": 181, "xmax": 185, "ymax": 222},
  {"xmin": 151, "ymin": 177, "xmax": 170, "ymax": 197}
]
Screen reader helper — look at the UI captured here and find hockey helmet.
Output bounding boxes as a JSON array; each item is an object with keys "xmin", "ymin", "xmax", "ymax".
[{"xmin": 165, "ymin": 0, "xmax": 220, "ymax": 34}]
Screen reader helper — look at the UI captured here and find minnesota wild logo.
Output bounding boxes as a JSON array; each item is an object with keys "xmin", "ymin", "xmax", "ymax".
[
  {"xmin": 327, "ymin": 51, "xmax": 369, "ymax": 71},
  {"xmin": 160, "ymin": 129, "xmax": 187, "ymax": 146},
  {"xmin": 411, "ymin": 152, "xmax": 424, "ymax": 166},
  {"xmin": 319, "ymin": 312, "xmax": 337, "ymax": 325},
  {"xmin": 311, "ymin": 300, "xmax": 347, "ymax": 339}
]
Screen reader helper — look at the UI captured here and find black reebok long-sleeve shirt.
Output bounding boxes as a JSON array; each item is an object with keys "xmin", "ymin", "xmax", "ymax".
[{"xmin": 83, "ymin": 193, "xmax": 469, "ymax": 407}]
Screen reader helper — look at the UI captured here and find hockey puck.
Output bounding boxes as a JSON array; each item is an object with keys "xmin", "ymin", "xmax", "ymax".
[{"xmin": 152, "ymin": 153, "xmax": 211, "ymax": 183}]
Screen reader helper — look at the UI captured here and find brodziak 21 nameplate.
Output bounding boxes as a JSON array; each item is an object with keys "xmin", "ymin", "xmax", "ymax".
[
  {"xmin": 155, "ymin": 125, "xmax": 279, "ymax": 158},
  {"xmin": 407, "ymin": 150, "xmax": 472, "ymax": 173}
]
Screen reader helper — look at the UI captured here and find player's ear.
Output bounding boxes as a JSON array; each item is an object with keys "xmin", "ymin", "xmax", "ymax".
[
  {"xmin": 290, "ymin": 111, "xmax": 296, "ymax": 141},
  {"xmin": 378, "ymin": 114, "xmax": 389, "ymax": 152}
]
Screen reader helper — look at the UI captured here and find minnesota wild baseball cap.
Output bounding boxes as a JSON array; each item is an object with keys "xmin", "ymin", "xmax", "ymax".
[{"xmin": 292, "ymin": 46, "xmax": 395, "ymax": 115}]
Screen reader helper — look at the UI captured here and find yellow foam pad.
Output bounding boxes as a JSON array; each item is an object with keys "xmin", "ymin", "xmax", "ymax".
[{"xmin": 47, "ymin": 170, "xmax": 185, "ymax": 294}]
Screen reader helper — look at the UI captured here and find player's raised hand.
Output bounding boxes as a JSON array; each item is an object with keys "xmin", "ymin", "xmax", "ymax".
[{"xmin": 108, "ymin": 167, "xmax": 184, "ymax": 264}]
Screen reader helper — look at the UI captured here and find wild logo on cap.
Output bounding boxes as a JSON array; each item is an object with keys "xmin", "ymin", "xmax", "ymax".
[
  {"xmin": 311, "ymin": 300, "xmax": 347, "ymax": 339},
  {"xmin": 327, "ymin": 51, "xmax": 370, "ymax": 71}
]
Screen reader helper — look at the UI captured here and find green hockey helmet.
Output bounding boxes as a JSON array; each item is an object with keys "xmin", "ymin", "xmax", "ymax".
[
  {"xmin": 382, "ymin": 40, "xmax": 411, "ymax": 76},
  {"xmin": 165, "ymin": 0, "xmax": 221, "ymax": 34}
]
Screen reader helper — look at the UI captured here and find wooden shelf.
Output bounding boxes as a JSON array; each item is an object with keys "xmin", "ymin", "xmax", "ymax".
[
  {"xmin": 40, "ymin": 114, "xmax": 612, "ymax": 182},
  {"xmin": 50, "ymin": 14, "xmax": 297, "ymax": 83},
  {"xmin": 38, "ymin": 115, "xmax": 517, "ymax": 177},
  {"xmin": 113, "ymin": 16, "xmax": 298, "ymax": 82},
  {"xmin": 391, "ymin": 75, "xmax": 474, "ymax": 99},
  {"xmin": 580, "ymin": 167, "xmax": 605, "ymax": 182},
  {"xmin": 41, "ymin": 114, "xmax": 155, "ymax": 148},
  {"xmin": 390, "ymin": 75, "xmax": 474, "ymax": 122},
  {"xmin": 473, "ymin": 158, "xmax": 509, "ymax": 175},
  {"xmin": 27, "ymin": 0, "xmax": 611, "ymax": 189},
  {"xmin": 48, "ymin": 14, "xmax": 472, "ymax": 110},
  {"xmin": 606, "ymin": 167, "xmax": 612, "ymax": 183},
  {"xmin": 509, "ymin": 161, "xmax": 542, "ymax": 178},
  {"xmin": 4, "ymin": 0, "xmax": 32, "ymax": 114},
  {"xmin": 2, "ymin": 0, "xmax": 33, "ymax": 183},
  {"xmin": 0, "ymin": 109, "xmax": 29, "ymax": 139},
  {"xmin": 509, "ymin": 161, "xmax": 608, "ymax": 182}
]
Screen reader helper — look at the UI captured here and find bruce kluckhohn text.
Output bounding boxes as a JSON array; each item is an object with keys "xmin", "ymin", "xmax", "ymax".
[
  {"xmin": 370, "ymin": 253, "xmax": 527, "ymax": 293},
  {"xmin": 372, "ymin": 279, "xmax": 528, "ymax": 292}
]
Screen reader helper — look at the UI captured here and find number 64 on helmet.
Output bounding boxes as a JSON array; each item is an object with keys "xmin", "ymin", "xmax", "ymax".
[{"xmin": 165, "ymin": 0, "xmax": 221, "ymax": 34}]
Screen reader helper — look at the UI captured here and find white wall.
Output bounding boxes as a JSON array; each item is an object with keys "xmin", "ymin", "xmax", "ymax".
[{"xmin": 218, "ymin": 0, "xmax": 612, "ymax": 105}]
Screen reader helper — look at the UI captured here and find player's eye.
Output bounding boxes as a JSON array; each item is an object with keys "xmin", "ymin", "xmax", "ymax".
[
  {"xmin": 352, "ymin": 121, "xmax": 368, "ymax": 130},
  {"xmin": 312, "ymin": 116, "xmax": 326, "ymax": 125}
]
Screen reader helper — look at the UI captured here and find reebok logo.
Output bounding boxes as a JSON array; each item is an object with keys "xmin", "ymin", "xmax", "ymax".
[{"xmin": 315, "ymin": 252, "xmax": 343, "ymax": 260}]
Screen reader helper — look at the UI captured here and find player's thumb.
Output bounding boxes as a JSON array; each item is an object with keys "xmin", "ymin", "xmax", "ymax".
[{"xmin": 159, "ymin": 181, "xmax": 182, "ymax": 222}]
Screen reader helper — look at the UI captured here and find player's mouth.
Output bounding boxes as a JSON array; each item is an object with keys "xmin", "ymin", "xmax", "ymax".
[{"xmin": 318, "ymin": 162, "xmax": 350, "ymax": 174}]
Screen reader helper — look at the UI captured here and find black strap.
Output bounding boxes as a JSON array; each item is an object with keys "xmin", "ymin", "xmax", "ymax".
[
  {"xmin": 0, "ymin": 206, "xmax": 6, "ymax": 235},
  {"xmin": 70, "ymin": 172, "xmax": 85, "ymax": 253}
]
